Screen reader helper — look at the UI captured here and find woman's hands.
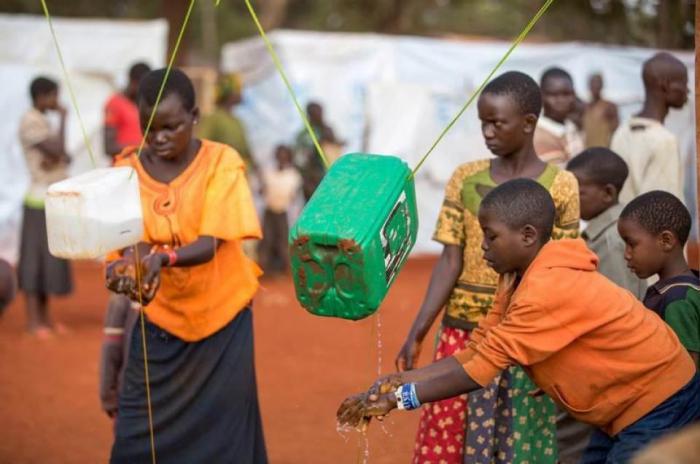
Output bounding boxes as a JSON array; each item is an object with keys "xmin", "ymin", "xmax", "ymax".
[
  {"xmin": 105, "ymin": 248, "xmax": 165, "ymax": 305},
  {"xmin": 140, "ymin": 252, "xmax": 164, "ymax": 302}
]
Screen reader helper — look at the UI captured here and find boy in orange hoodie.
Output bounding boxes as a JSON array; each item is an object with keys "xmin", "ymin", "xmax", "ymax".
[{"xmin": 337, "ymin": 179, "xmax": 699, "ymax": 463}]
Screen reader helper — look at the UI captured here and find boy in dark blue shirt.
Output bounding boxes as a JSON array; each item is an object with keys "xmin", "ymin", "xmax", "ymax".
[{"xmin": 618, "ymin": 190, "xmax": 700, "ymax": 365}]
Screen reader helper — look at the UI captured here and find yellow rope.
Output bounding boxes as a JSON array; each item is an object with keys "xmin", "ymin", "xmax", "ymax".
[
  {"xmin": 39, "ymin": 0, "xmax": 97, "ymax": 168},
  {"xmin": 244, "ymin": 0, "xmax": 330, "ymax": 168},
  {"xmin": 133, "ymin": 245, "xmax": 157, "ymax": 464},
  {"xmin": 411, "ymin": 0, "xmax": 556, "ymax": 176}
]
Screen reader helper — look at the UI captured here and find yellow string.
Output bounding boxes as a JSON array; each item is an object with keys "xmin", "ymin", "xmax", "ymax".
[
  {"xmin": 133, "ymin": 245, "xmax": 157, "ymax": 464},
  {"xmin": 411, "ymin": 0, "xmax": 555, "ymax": 176},
  {"xmin": 244, "ymin": 0, "xmax": 330, "ymax": 168},
  {"xmin": 39, "ymin": 0, "xmax": 97, "ymax": 168}
]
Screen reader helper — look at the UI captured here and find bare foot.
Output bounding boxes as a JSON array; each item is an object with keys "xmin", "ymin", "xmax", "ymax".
[
  {"xmin": 53, "ymin": 323, "xmax": 70, "ymax": 335},
  {"xmin": 31, "ymin": 326, "xmax": 54, "ymax": 340}
]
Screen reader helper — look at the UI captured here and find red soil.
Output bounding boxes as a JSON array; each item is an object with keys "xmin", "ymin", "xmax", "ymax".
[{"xmin": 0, "ymin": 257, "xmax": 439, "ymax": 464}]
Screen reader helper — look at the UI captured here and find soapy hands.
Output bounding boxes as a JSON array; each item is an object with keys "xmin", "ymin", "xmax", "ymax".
[
  {"xmin": 105, "ymin": 247, "xmax": 163, "ymax": 305},
  {"xmin": 336, "ymin": 373, "xmax": 404, "ymax": 429}
]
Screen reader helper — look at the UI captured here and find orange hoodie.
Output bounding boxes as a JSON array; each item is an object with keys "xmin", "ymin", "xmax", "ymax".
[{"xmin": 454, "ymin": 239, "xmax": 695, "ymax": 436}]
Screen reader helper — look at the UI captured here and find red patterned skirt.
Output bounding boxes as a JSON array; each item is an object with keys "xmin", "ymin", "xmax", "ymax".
[{"xmin": 412, "ymin": 326, "xmax": 470, "ymax": 464}]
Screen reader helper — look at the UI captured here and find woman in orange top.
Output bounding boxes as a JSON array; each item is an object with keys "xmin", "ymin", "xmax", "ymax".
[{"xmin": 106, "ymin": 68, "xmax": 267, "ymax": 463}]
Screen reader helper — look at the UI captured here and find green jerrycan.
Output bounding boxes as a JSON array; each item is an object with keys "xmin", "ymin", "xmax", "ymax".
[{"xmin": 289, "ymin": 153, "xmax": 418, "ymax": 320}]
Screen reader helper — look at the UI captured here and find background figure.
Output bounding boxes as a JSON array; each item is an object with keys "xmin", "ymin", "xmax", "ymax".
[
  {"xmin": 295, "ymin": 101, "xmax": 338, "ymax": 202},
  {"xmin": 534, "ymin": 67, "xmax": 584, "ymax": 167},
  {"xmin": 569, "ymin": 96, "xmax": 586, "ymax": 134},
  {"xmin": 17, "ymin": 76, "xmax": 72, "ymax": 338},
  {"xmin": 567, "ymin": 148, "xmax": 647, "ymax": 299},
  {"xmin": 0, "ymin": 259, "xmax": 16, "ymax": 316},
  {"xmin": 618, "ymin": 191, "xmax": 700, "ymax": 366},
  {"xmin": 197, "ymin": 73, "xmax": 258, "ymax": 175},
  {"xmin": 583, "ymin": 73, "xmax": 619, "ymax": 148},
  {"xmin": 611, "ymin": 52, "xmax": 688, "ymax": 204},
  {"xmin": 99, "ymin": 296, "xmax": 139, "ymax": 422},
  {"xmin": 198, "ymin": 73, "xmax": 260, "ymax": 262},
  {"xmin": 258, "ymin": 145, "xmax": 301, "ymax": 275},
  {"xmin": 103, "ymin": 62, "xmax": 151, "ymax": 159}
]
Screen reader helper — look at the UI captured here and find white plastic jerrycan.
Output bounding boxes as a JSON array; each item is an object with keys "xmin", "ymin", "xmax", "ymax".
[{"xmin": 45, "ymin": 167, "xmax": 144, "ymax": 259}]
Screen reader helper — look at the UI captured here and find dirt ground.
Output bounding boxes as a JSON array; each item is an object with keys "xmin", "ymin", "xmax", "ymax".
[{"xmin": 0, "ymin": 257, "xmax": 439, "ymax": 464}]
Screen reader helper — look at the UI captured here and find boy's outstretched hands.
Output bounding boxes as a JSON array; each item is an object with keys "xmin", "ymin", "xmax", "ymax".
[{"xmin": 336, "ymin": 393, "xmax": 370, "ymax": 429}]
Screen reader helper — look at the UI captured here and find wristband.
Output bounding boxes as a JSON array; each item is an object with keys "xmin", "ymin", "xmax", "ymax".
[
  {"xmin": 166, "ymin": 249, "xmax": 177, "ymax": 267},
  {"xmin": 394, "ymin": 383, "xmax": 421, "ymax": 411},
  {"xmin": 394, "ymin": 386, "xmax": 406, "ymax": 410}
]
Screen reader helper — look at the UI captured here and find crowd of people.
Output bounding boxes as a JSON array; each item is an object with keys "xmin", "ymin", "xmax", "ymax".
[
  {"xmin": 339, "ymin": 52, "xmax": 696, "ymax": 464},
  {"xmin": 0, "ymin": 47, "xmax": 695, "ymax": 463}
]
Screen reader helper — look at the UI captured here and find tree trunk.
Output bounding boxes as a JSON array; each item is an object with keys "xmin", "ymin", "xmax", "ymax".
[
  {"xmin": 259, "ymin": 0, "xmax": 290, "ymax": 30},
  {"xmin": 379, "ymin": 0, "xmax": 410, "ymax": 33},
  {"xmin": 200, "ymin": 0, "xmax": 218, "ymax": 65},
  {"xmin": 162, "ymin": 0, "xmax": 191, "ymax": 65},
  {"xmin": 658, "ymin": 0, "xmax": 673, "ymax": 48}
]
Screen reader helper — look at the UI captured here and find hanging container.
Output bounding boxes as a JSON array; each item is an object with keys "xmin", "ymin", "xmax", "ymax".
[
  {"xmin": 45, "ymin": 167, "xmax": 143, "ymax": 259},
  {"xmin": 289, "ymin": 153, "xmax": 418, "ymax": 320}
]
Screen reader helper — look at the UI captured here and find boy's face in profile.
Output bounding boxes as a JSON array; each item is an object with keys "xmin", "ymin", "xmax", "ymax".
[
  {"xmin": 478, "ymin": 207, "xmax": 533, "ymax": 275},
  {"xmin": 477, "ymin": 93, "xmax": 535, "ymax": 158},
  {"xmin": 541, "ymin": 76, "xmax": 575, "ymax": 123},
  {"xmin": 617, "ymin": 218, "xmax": 667, "ymax": 279},
  {"xmin": 569, "ymin": 169, "xmax": 615, "ymax": 221},
  {"xmin": 666, "ymin": 68, "xmax": 688, "ymax": 109}
]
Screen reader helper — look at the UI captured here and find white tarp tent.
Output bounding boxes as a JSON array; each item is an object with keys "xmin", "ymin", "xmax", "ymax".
[
  {"xmin": 0, "ymin": 14, "xmax": 167, "ymax": 263},
  {"xmin": 221, "ymin": 30, "xmax": 695, "ymax": 254}
]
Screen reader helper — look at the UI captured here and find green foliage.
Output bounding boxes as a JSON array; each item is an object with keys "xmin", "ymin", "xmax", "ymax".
[{"xmin": 2, "ymin": 0, "xmax": 693, "ymax": 51}]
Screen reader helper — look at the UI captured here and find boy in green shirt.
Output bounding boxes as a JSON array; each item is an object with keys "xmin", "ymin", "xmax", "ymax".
[{"xmin": 618, "ymin": 190, "xmax": 700, "ymax": 365}]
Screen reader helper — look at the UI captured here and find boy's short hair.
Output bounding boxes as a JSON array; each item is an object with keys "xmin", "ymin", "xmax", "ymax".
[
  {"xmin": 30, "ymin": 76, "xmax": 58, "ymax": 100},
  {"xmin": 138, "ymin": 68, "xmax": 195, "ymax": 111},
  {"xmin": 481, "ymin": 178, "xmax": 555, "ymax": 242},
  {"xmin": 128, "ymin": 62, "xmax": 151, "ymax": 83},
  {"xmin": 540, "ymin": 67, "xmax": 573, "ymax": 87},
  {"xmin": 566, "ymin": 147, "xmax": 629, "ymax": 192},
  {"xmin": 481, "ymin": 71, "xmax": 542, "ymax": 116},
  {"xmin": 620, "ymin": 191, "xmax": 691, "ymax": 245}
]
